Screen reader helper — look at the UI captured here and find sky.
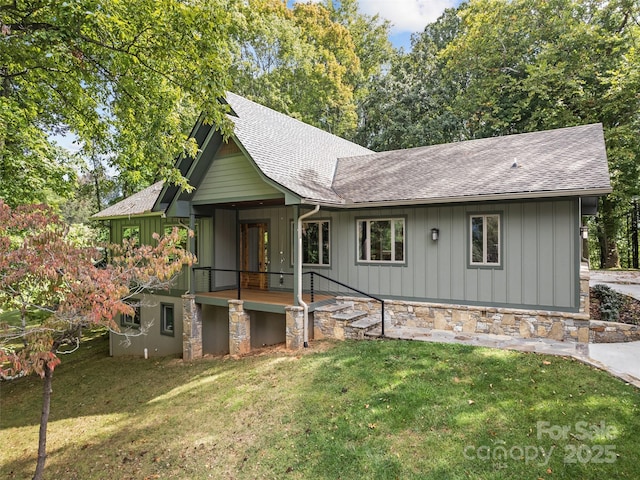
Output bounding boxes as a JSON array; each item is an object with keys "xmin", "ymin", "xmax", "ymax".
[{"xmin": 355, "ymin": 0, "xmax": 463, "ymax": 50}]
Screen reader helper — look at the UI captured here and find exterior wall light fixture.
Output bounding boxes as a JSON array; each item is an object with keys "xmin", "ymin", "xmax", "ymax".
[
  {"xmin": 431, "ymin": 228, "xmax": 439, "ymax": 241},
  {"xmin": 580, "ymin": 226, "xmax": 588, "ymax": 239}
]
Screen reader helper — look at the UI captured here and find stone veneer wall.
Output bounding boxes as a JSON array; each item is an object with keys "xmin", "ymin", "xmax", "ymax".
[
  {"xmin": 313, "ymin": 262, "xmax": 638, "ymax": 344},
  {"xmin": 338, "ymin": 297, "xmax": 592, "ymax": 343},
  {"xmin": 589, "ymin": 320, "xmax": 640, "ymax": 343}
]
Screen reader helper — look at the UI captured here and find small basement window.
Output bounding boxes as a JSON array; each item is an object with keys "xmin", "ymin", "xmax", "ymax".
[
  {"xmin": 121, "ymin": 305, "xmax": 141, "ymax": 328},
  {"xmin": 161, "ymin": 303, "xmax": 175, "ymax": 336}
]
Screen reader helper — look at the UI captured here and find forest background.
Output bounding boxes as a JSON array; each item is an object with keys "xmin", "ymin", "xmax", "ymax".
[{"xmin": 1, "ymin": 0, "xmax": 639, "ymax": 268}]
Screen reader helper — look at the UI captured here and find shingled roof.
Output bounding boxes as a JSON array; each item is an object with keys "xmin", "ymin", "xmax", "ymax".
[
  {"xmin": 94, "ymin": 94, "xmax": 611, "ymax": 220},
  {"xmin": 92, "ymin": 181, "xmax": 164, "ymax": 219},
  {"xmin": 226, "ymin": 92, "xmax": 373, "ymax": 203},
  {"xmin": 332, "ymin": 123, "xmax": 611, "ymax": 206}
]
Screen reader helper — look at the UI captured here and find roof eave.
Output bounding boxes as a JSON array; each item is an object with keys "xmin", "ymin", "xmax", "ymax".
[
  {"xmin": 301, "ymin": 187, "xmax": 612, "ymax": 209},
  {"xmin": 91, "ymin": 211, "xmax": 166, "ymax": 221}
]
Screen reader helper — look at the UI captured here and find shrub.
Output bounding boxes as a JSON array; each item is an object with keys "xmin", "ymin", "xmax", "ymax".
[{"xmin": 592, "ymin": 284, "xmax": 627, "ymax": 322}]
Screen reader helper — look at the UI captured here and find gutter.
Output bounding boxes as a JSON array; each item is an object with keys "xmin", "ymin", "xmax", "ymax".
[
  {"xmin": 91, "ymin": 211, "xmax": 165, "ymax": 221},
  {"xmin": 297, "ymin": 204, "xmax": 320, "ymax": 348},
  {"xmin": 300, "ymin": 187, "xmax": 613, "ymax": 209}
]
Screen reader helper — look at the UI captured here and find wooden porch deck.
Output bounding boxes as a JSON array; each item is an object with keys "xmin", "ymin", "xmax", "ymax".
[{"xmin": 195, "ymin": 289, "xmax": 334, "ymax": 311}]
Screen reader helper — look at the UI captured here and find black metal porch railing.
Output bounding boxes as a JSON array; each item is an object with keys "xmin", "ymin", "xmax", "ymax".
[{"xmin": 191, "ymin": 267, "xmax": 385, "ymax": 336}]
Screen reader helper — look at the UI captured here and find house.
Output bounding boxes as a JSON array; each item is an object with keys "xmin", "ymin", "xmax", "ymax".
[{"xmin": 93, "ymin": 92, "xmax": 612, "ymax": 358}]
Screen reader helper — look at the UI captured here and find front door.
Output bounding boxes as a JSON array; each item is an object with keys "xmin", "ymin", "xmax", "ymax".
[{"xmin": 240, "ymin": 223, "xmax": 269, "ymax": 289}]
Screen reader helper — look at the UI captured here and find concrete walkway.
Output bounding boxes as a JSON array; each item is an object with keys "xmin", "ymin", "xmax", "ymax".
[
  {"xmin": 378, "ymin": 327, "xmax": 640, "ymax": 388},
  {"xmin": 589, "ymin": 269, "xmax": 640, "ymax": 301}
]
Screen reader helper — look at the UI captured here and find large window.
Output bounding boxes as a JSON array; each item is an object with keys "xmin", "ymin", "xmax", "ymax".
[
  {"xmin": 121, "ymin": 305, "xmax": 141, "ymax": 328},
  {"xmin": 470, "ymin": 214, "xmax": 501, "ymax": 266},
  {"xmin": 160, "ymin": 303, "xmax": 175, "ymax": 336},
  {"xmin": 292, "ymin": 220, "xmax": 330, "ymax": 266},
  {"xmin": 357, "ymin": 218, "xmax": 405, "ymax": 263}
]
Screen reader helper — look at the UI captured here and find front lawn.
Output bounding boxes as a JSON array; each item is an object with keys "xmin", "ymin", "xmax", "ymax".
[{"xmin": 1, "ymin": 333, "xmax": 638, "ymax": 479}]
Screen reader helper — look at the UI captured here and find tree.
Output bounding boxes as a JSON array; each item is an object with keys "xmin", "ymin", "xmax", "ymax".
[
  {"xmin": 355, "ymin": 5, "xmax": 463, "ymax": 150},
  {"xmin": 1, "ymin": 0, "xmax": 240, "ymax": 203},
  {"xmin": 0, "ymin": 201, "xmax": 194, "ymax": 480},
  {"xmin": 231, "ymin": 0, "xmax": 363, "ymax": 137},
  {"xmin": 360, "ymin": 0, "xmax": 639, "ymax": 265},
  {"xmin": 324, "ymin": 0, "xmax": 394, "ymax": 141},
  {"xmin": 439, "ymin": 0, "xmax": 640, "ymax": 267}
]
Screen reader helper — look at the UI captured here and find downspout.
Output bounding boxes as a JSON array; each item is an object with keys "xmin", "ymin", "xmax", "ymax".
[
  {"xmin": 189, "ymin": 212, "xmax": 196, "ymax": 294},
  {"xmin": 297, "ymin": 204, "xmax": 320, "ymax": 348}
]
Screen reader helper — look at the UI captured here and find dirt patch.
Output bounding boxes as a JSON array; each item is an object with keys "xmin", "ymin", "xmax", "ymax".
[{"xmin": 590, "ymin": 288, "xmax": 640, "ymax": 325}]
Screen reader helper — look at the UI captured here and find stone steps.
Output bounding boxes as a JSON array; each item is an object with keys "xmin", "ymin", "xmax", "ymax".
[
  {"xmin": 315, "ymin": 303, "xmax": 352, "ymax": 314},
  {"xmin": 314, "ymin": 301, "xmax": 381, "ymax": 340},
  {"xmin": 349, "ymin": 316, "xmax": 380, "ymax": 330},
  {"xmin": 331, "ymin": 310, "xmax": 368, "ymax": 322}
]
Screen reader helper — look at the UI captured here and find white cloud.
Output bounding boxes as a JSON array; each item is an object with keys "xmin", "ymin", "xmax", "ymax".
[{"xmin": 357, "ymin": 0, "xmax": 459, "ymax": 33}]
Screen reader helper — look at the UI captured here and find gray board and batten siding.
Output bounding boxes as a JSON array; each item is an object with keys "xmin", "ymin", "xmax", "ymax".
[
  {"xmin": 109, "ymin": 215, "xmax": 214, "ymax": 295},
  {"xmin": 225, "ymin": 197, "xmax": 580, "ymax": 312}
]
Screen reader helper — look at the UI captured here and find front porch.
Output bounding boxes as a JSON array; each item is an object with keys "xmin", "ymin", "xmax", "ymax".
[
  {"xmin": 183, "ymin": 267, "xmax": 384, "ymax": 360},
  {"xmin": 195, "ymin": 288, "xmax": 334, "ymax": 313}
]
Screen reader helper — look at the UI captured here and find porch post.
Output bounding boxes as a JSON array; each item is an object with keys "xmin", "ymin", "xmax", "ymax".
[
  {"xmin": 285, "ymin": 305, "xmax": 304, "ymax": 349},
  {"xmin": 229, "ymin": 299, "xmax": 251, "ymax": 355},
  {"xmin": 292, "ymin": 204, "xmax": 300, "ymax": 306},
  {"xmin": 182, "ymin": 294, "xmax": 202, "ymax": 360}
]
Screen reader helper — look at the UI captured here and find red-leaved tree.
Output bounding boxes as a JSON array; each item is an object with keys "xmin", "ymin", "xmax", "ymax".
[{"xmin": 0, "ymin": 201, "xmax": 194, "ymax": 480}]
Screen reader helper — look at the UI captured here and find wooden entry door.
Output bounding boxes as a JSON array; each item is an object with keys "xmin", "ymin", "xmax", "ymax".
[{"xmin": 240, "ymin": 223, "xmax": 269, "ymax": 289}]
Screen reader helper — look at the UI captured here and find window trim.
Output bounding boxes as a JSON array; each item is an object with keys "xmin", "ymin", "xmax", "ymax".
[
  {"xmin": 291, "ymin": 219, "xmax": 331, "ymax": 267},
  {"xmin": 121, "ymin": 304, "xmax": 141, "ymax": 328},
  {"xmin": 160, "ymin": 303, "xmax": 175, "ymax": 337},
  {"xmin": 356, "ymin": 217, "xmax": 406, "ymax": 264},
  {"xmin": 468, "ymin": 212, "xmax": 502, "ymax": 267}
]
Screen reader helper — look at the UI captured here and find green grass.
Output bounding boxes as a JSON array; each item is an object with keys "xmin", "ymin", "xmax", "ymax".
[{"xmin": 1, "ymin": 333, "xmax": 639, "ymax": 479}]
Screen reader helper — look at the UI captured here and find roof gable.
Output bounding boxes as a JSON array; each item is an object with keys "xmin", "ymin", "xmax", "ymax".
[
  {"xmin": 192, "ymin": 142, "xmax": 283, "ymax": 205},
  {"xmin": 225, "ymin": 92, "xmax": 373, "ymax": 203}
]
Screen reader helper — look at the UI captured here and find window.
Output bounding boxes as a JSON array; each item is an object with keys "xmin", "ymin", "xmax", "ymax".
[
  {"xmin": 470, "ymin": 214, "xmax": 501, "ymax": 266},
  {"xmin": 304, "ymin": 220, "xmax": 330, "ymax": 266},
  {"xmin": 121, "ymin": 305, "xmax": 141, "ymax": 328},
  {"xmin": 122, "ymin": 225, "xmax": 140, "ymax": 245},
  {"xmin": 291, "ymin": 220, "xmax": 331, "ymax": 266},
  {"xmin": 357, "ymin": 218, "xmax": 405, "ymax": 263},
  {"xmin": 161, "ymin": 303, "xmax": 175, "ymax": 336}
]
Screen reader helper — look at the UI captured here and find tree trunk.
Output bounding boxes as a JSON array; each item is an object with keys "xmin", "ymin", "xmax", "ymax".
[
  {"xmin": 91, "ymin": 154, "xmax": 103, "ymax": 213},
  {"xmin": 632, "ymin": 199, "xmax": 639, "ymax": 269},
  {"xmin": 33, "ymin": 362, "xmax": 53, "ymax": 480},
  {"xmin": 600, "ymin": 197, "xmax": 621, "ymax": 269}
]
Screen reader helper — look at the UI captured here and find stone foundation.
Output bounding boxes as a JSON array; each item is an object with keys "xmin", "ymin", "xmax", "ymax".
[
  {"xmin": 314, "ymin": 296, "xmax": 640, "ymax": 345},
  {"xmin": 338, "ymin": 297, "xmax": 592, "ymax": 343}
]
